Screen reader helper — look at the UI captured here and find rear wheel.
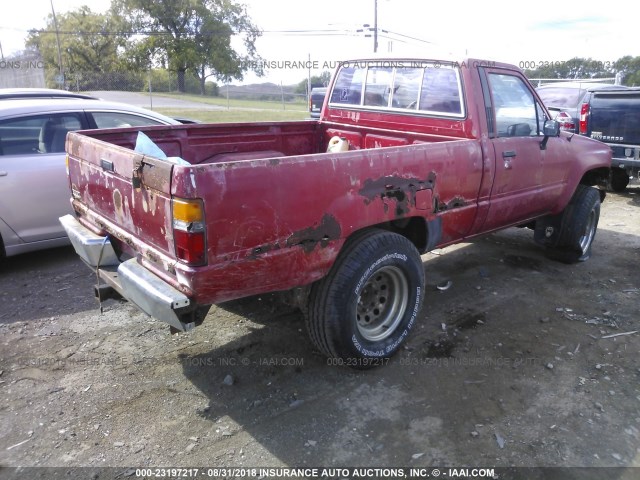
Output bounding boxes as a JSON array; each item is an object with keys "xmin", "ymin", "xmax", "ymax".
[
  {"xmin": 547, "ymin": 185, "xmax": 601, "ymax": 264},
  {"xmin": 0, "ymin": 234, "xmax": 5, "ymax": 265},
  {"xmin": 610, "ymin": 168, "xmax": 630, "ymax": 192},
  {"xmin": 306, "ymin": 229, "xmax": 424, "ymax": 367}
]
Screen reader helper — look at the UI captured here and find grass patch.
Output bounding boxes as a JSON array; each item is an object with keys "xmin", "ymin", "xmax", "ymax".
[
  {"xmin": 153, "ymin": 92, "xmax": 307, "ymax": 111},
  {"xmin": 156, "ymin": 108, "xmax": 310, "ymax": 123}
]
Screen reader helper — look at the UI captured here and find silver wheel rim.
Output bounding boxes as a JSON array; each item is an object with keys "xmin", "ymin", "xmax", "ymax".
[
  {"xmin": 356, "ymin": 265, "xmax": 409, "ymax": 342},
  {"xmin": 579, "ymin": 207, "xmax": 597, "ymax": 254}
]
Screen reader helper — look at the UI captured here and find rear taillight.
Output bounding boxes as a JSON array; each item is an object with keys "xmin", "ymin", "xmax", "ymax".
[
  {"xmin": 579, "ymin": 102, "xmax": 589, "ymax": 135},
  {"xmin": 172, "ymin": 198, "xmax": 206, "ymax": 266},
  {"xmin": 556, "ymin": 112, "xmax": 575, "ymax": 131}
]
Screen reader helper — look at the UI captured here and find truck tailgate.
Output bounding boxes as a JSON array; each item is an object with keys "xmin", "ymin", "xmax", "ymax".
[
  {"xmin": 66, "ymin": 131, "xmax": 176, "ymax": 259},
  {"xmin": 591, "ymin": 91, "xmax": 640, "ymax": 145}
]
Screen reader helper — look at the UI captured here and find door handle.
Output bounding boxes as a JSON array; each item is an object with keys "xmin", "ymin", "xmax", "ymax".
[
  {"xmin": 502, "ymin": 151, "xmax": 515, "ymax": 170},
  {"xmin": 0, "ymin": 171, "xmax": 8, "ymax": 177}
]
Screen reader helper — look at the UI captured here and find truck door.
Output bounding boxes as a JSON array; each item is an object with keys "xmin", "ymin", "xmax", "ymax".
[{"xmin": 480, "ymin": 69, "xmax": 569, "ymax": 231}]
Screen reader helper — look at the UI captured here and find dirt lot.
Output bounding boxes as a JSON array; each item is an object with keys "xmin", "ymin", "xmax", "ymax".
[{"xmin": 1, "ymin": 184, "xmax": 639, "ymax": 476}]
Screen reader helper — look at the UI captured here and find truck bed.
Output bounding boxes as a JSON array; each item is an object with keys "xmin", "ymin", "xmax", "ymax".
[
  {"xmin": 66, "ymin": 120, "xmax": 482, "ymax": 305},
  {"xmin": 70, "ymin": 121, "xmax": 323, "ymax": 164}
]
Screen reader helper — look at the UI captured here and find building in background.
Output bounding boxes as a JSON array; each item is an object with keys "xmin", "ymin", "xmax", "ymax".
[{"xmin": 0, "ymin": 51, "xmax": 45, "ymax": 88}]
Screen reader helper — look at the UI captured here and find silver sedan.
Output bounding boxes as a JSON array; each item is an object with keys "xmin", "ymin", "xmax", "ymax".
[{"xmin": 0, "ymin": 95, "xmax": 180, "ymax": 258}]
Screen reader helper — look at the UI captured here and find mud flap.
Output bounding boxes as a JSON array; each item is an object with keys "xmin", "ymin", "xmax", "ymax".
[{"xmin": 534, "ymin": 213, "xmax": 563, "ymax": 247}]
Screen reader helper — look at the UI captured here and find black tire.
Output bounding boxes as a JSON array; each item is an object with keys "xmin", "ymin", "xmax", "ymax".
[
  {"xmin": 547, "ymin": 185, "xmax": 600, "ymax": 264},
  {"xmin": 306, "ymin": 229, "xmax": 424, "ymax": 367},
  {"xmin": 610, "ymin": 168, "xmax": 630, "ymax": 192}
]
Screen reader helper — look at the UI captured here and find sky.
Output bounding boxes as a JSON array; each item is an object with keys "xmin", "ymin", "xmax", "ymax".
[{"xmin": 1, "ymin": 0, "xmax": 637, "ymax": 85}]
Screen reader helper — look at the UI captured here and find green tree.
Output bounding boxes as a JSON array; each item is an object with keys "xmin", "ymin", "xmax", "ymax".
[
  {"xmin": 26, "ymin": 6, "xmax": 128, "ymax": 84},
  {"xmin": 524, "ymin": 56, "xmax": 640, "ymax": 86},
  {"xmin": 523, "ymin": 57, "xmax": 627, "ymax": 82},
  {"xmin": 295, "ymin": 71, "xmax": 332, "ymax": 94},
  {"xmin": 112, "ymin": 0, "xmax": 262, "ymax": 94},
  {"xmin": 614, "ymin": 56, "xmax": 640, "ymax": 86}
]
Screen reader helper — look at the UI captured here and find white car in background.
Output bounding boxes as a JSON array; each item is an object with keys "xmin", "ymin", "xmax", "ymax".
[
  {"xmin": 0, "ymin": 92, "xmax": 180, "ymax": 258},
  {"xmin": 536, "ymin": 82, "xmax": 627, "ymax": 133}
]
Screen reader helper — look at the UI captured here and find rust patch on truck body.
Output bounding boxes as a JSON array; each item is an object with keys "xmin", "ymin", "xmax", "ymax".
[
  {"xmin": 248, "ymin": 242, "xmax": 281, "ymax": 260},
  {"xmin": 359, "ymin": 172, "xmax": 437, "ymax": 216},
  {"xmin": 286, "ymin": 213, "xmax": 342, "ymax": 253}
]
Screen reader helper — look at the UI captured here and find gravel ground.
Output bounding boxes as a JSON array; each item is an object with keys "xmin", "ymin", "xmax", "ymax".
[{"xmin": 1, "ymin": 183, "xmax": 639, "ymax": 478}]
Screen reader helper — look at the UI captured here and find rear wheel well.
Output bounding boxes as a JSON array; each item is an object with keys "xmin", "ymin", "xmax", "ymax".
[
  {"xmin": 286, "ymin": 217, "xmax": 431, "ymax": 312},
  {"xmin": 580, "ymin": 167, "xmax": 609, "ymax": 188},
  {"xmin": 580, "ymin": 167, "xmax": 609, "ymax": 202},
  {"xmin": 354, "ymin": 217, "xmax": 431, "ymax": 254},
  {"xmin": 0, "ymin": 233, "xmax": 5, "ymax": 260}
]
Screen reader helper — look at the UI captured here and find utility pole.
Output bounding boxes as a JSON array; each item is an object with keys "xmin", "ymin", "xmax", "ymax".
[
  {"xmin": 50, "ymin": 0, "xmax": 64, "ymax": 84},
  {"xmin": 358, "ymin": 0, "xmax": 381, "ymax": 53},
  {"xmin": 307, "ymin": 52, "xmax": 311, "ymax": 105},
  {"xmin": 373, "ymin": 0, "xmax": 378, "ymax": 53}
]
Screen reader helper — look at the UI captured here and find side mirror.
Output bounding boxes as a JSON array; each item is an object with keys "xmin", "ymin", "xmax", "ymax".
[
  {"xmin": 543, "ymin": 120, "xmax": 560, "ymax": 137},
  {"xmin": 540, "ymin": 120, "xmax": 560, "ymax": 150}
]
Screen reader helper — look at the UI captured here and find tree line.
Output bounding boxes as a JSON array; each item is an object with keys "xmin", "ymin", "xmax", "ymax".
[
  {"xmin": 296, "ymin": 57, "xmax": 640, "ymax": 95},
  {"xmin": 523, "ymin": 56, "xmax": 640, "ymax": 86},
  {"xmin": 24, "ymin": 0, "xmax": 262, "ymax": 94},
  {"xmin": 22, "ymin": 2, "xmax": 640, "ymax": 95}
]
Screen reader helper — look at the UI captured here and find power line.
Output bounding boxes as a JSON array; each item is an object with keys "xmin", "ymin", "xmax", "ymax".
[
  {"xmin": 383, "ymin": 30, "xmax": 433, "ymax": 45},
  {"xmin": 20, "ymin": 28, "xmax": 354, "ymax": 36},
  {"xmin": 12, "ymin": 27, "xmax": 435, "ymax": 45}
]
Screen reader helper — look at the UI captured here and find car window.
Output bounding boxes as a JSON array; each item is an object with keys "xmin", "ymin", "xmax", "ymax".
[
  {"xmin": 0, "ymin": 113, "xmax": 83, "ymax": 155},
  {"xmin": 91, "ymin": 111, "xmax": 166, "ymax": 129},
  {"xmin": 419, "ymin": 67, "xmax": 463, "ymax": 115},
  {"xmin": 537, "ymin": 87, "xmax": 585, "ymax": 108},
  {"xmin": 329, "ymin": 63, "xmax": 464, "ymax": 117},
  {"xmin": 489, "ymin": 73, "xmax": 541, "ymax": 137},
  {"xmin": 391, "ymin": 67, "xmax": 422, "ymax": 109},
  {"xmin": 330, "ymin": 66, "xmax": 366, "ymax": 106},
  {"xmin": 364, "ymin": 67, "xmax": 393, "ymax": 107}
]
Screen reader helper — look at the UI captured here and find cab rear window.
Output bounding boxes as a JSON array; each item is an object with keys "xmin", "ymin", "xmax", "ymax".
[{"xmin": 329, "ymin": 62, "xmax": 464, "ymax": 117}]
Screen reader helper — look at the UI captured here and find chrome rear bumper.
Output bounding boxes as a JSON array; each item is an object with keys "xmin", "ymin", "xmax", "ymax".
[
  {"xmin": 59, "ymin": 214, "xmax": 195, "ymax": 331},
  {"xmin": 59, "ymin": 214, "xmax": 118, "ymax": 267}
]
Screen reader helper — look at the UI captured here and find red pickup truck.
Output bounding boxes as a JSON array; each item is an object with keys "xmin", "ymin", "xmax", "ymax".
[{"xmin": 60, "ymin": 58, "xmax": 611, "ymax": 365}]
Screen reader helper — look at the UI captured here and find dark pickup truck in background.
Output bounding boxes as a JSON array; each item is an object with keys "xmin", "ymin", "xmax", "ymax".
[
  {"xmin": 536, "ymin": 82, "xmax": 625, "ymax": 134},
  {"xmin": 580, "ymin": 89, "xmax": 640, "ymax": 191},
  {"xmin": 538, "ymin": 83, "xmax": 639, "ymax": 191},
  {"xmin": 308, "ymin": 87, "xmax": 327, "ymax": 119}
]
